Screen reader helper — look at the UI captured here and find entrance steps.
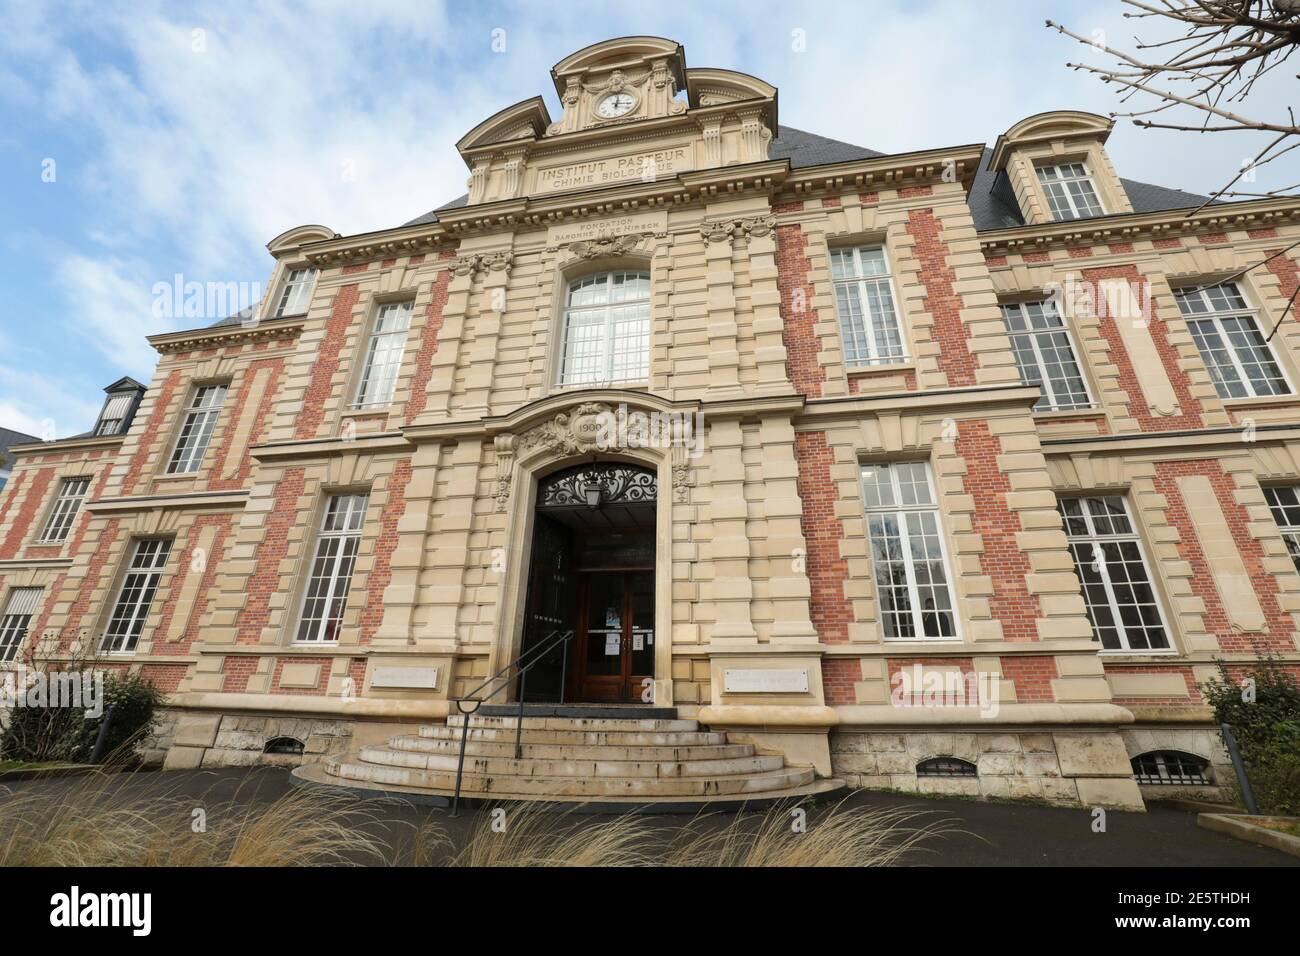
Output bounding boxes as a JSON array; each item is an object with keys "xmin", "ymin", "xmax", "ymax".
[{"xmin": 291, "ymin": 705, "xmax": 845, "ymax": 811}]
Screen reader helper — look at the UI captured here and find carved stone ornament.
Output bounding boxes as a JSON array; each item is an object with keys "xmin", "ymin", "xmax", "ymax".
[
  {"xmin": 672, "ymin": 460, "xmax": 694, "ymax": 503},
  {"xmin": 452, "ymin": 251, "xmax": 515, "ymax": 277},
  {"xmin": 517, "ymin": 402, "xmax": 612, "ymax": 456},
  {"xmin": 567, "ymin": 233, "xmax": 647, "ymax": 260},
  {"xmin": 700, "ymin": 214, "xmax": 777, "ymax": 244}
]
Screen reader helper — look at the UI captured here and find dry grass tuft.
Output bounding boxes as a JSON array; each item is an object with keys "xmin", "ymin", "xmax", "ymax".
[{"xmin": 444, "ymin": 802, "xmax": 651, "ymax": 867}]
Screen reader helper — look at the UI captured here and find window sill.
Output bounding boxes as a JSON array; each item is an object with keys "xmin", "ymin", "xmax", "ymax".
[
  {"xmin": 1220, "ymin": 394, "xmax": 1298, "ymax": 409},
  {"xmin": 1098, "ymin": 648, "xmax": 1180, "ymax": 659},
  {"xmin": 290, "ymin": 641, "xmax": 340, "ymax": 649},
  {"xmin": 1032, "ymin": 406, "xmax": 1103, "ymax": 420},
  {"xmin": 846, "ymin": 361, "xmax": 913, "ymax": 376}
]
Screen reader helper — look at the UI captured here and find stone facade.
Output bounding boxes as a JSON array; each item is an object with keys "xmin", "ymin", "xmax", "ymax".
[{"xmin": 2, "ymin": 37, "xmax": 1298, "ymax": 810}]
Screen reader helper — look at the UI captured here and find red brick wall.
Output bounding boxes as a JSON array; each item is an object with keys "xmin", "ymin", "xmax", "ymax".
[
  {"xmin": 1152, "ymin": 459, "xmax": 1296, "ymax": 653},
  {"xmin": 906, "ymin": 208, "xmax": 977, "ymax": 387},
  {"xmin": 955, "ymin": 420, "xmax": 1041, "ymax": 642},
  {"xmin": 60, "ymin": 517, "xmax": 124, "ymax": 645},
  {"xmin": 294, "ymin": 284, "xmax": 360, "ymax": 439},
  {"xmin": 1082, "ymin": 263, "xmax": 1203, "ymax": 432},
  {"xmin": 999, "ymin": 655, "xmax": 1058, "ymax": 702},
  {"xmin": 776, "ymin": 224, "xmax": 827, "ymax": 398},
  {"xmin": 360, "ymin": 458, "xmax": 412, "ymax": 643},
  {"xmin": 822, "ymin": 657, "xmax": 859, "ymax": 705},
  {"xmin": 235, "ymin": 467, "xmax": 306, "ymax": 644},
  {"xmin": 270, "ymin": 656, "xmax": 333, "ymax": 695},
  {"xmin": 152, "ymin": 514, "xmax": 234, "ymax": 655},
  {"xmin": 0, "ymin": 466, "xmax": 53, "ymax": 558},
  {"xmin": 122, "ymin": 368, "xmax": 182, "ymax": 495},
  {"xmin": 405, "ymin": 252, "xmax": 456, "ymax": 424},
  {"xmin": 208, "ymin": 357, "xmax": 285, "ymax": 490},
  {"xmin": 795, "ymin": 431, "xmax": 852, "ymax": 647}
]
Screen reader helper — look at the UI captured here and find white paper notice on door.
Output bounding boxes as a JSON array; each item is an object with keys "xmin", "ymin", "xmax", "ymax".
[
  {"xmin": 605, "ymin": 634, "xmax": 621, "ymax": 655},
  {"xmin": 632, "ymin": 634, "xmax": 644, "ymax": 651}
]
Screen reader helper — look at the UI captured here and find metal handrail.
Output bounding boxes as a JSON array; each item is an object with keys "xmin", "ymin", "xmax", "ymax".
[{"xmin": 449, "ymin": 628, "xmax": 575, "ymax": 815}]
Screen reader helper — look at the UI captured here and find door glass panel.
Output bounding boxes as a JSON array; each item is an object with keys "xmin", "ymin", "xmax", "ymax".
[
  {"xmin": 585, "ymin": 573, "xmax": 624, "ymax": 676},
  {"xmin": 629, "ymin": 571, "xmax": 654, "ymax": 682}
]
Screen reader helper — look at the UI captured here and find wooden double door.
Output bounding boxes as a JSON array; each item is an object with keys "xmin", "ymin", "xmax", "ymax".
[{"xmin": 573, "ymin": 568, "xmax": 655, "ymax": 702}]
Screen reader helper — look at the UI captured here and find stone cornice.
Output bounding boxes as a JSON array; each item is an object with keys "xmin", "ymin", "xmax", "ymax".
[
  {"xmin": 147, "ymin": 319, "xmax": 305, "ymax": 355},
  {"xmin": 251, "ymin": 432, "xmax": 412, "ymax": 462},
  {"xmin": 780, "ymin": 144, "xmax": 986, "ymax": 197},
  {"xmin": 0, "ymin": 557, "xmax": 73, "ymax": 570},
  {"xmin": 9, "ymin": 433, "xmax": 124, "ymax": 458},
  {"xmin": 86, "ymin": 489, "xmax": 251, "ymax": 514},
  {"xmin": 1041, "ymin": 422, "xmax": 1300, "ymax": 456},
  {"xmin": 979, "ymin": 195, "xmax": 1300, "ymax": 255},
  {"xmin": 795, "ymin": 383, "xmax": 1040, "ymax": 424}
]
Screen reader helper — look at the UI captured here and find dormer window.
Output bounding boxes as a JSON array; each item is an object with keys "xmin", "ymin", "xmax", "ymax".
[
  {"xmin": 93, "ymin": 382, "xmax": 145, "ymax": 435},
  {"xmin": 1036, "ymin": 163, "xmax": 1105, "ymax": 221},
  {"xmin": 273, "ymin": 268, "xmax": 317, "ymax": 318}
]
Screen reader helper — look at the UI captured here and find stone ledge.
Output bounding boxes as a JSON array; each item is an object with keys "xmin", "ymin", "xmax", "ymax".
[{"xmin": 834, "ymin": 702, "xmax": 1134, "ymax": 727}]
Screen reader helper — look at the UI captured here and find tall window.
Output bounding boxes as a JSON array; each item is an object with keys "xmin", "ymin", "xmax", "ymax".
[
  {"xmin": 861, "ymin": 462, "xmax": 958, "ymax": 640},
  {"xmin": 354, "ymin": 302, "xmax": 412, "ymax": 408},
  {"xmin": 1058, "ymin": 496, "xmax": 1170, "ymax": 652},
  {"xmin": 1001, "ymin": 299, "xmax": 1092, "ymax": 411},
  {"xmin": 40, "ymin": 476, "xmax": 91, "ymax": 543},
  {"xmin": 830, "ymin": 245, "xmax": 906, "ymax": 367},
  {"xmin": 559, "ymin": 271, "xmax": 650, "ymax": 385},
  {"xmin": 95, "ymin": 393, "xmax": 135, "ymax": 435},
  {"xmin": 0, "ymin": 588, "xmax": 41, "ymax": 663},
  {"xmin": 1263, "ymin": 485, "xmax": 1300, "ymax": 575},
  {"xmin": 273, "ymin": 268, "xmax": 317, "ymax": 318},
  {"xmin": 101, "ymin": 539, "xmax": 172, "ymax": 654},
  {"xmin": 296, "ymin": 494, "xmax": 368, "ymax": 644},
  {"xmin": 167, "ymin": 384, "xmax": 228, "ymax": 474},
  {"xmin": 1036, "ymin": 163, "xmax": 1105, "ymax": 221},
  {"xmin": 1174, "ymin": 282, "xmax": 1290, "ymax": 399}
]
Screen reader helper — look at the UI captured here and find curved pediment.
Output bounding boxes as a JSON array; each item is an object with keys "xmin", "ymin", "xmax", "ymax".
[
  {"xmin": 266, "ymin": 224, "xmax": 338, "ymax": 254},
  {"xmin": 457, "ymin": 96, "xmax": 553, "ymax": 152},
  {"xmin": 686, "ymin": 68, "xmax": 777, "ymax": 109},
  {"xmin": 990, "ymin": 110, "xmax": 1114, "ymax": 170},
  {"xmin": 550, "ymin": 36, "xmax": 685, "ymax": 94}
]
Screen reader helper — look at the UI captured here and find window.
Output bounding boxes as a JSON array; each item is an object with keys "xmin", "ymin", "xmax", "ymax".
[
  {"xmin": 167, "ymin": 384, "xmax": 228, "ymax": 474},
  {"xmin": 0, "ymin": 588, "xmax": 41, "ymax": 663},
  {"xmin": 830, "ymin": 245, "xmax": 906, "ymax": 367},
  {"xmin": 1131, "ymin": 751, "xmax": 1209, "ymax": 785},
  {"xmin": 1036, "ymin": 163, "xmax": 1105, "ymax": 221},
  {"xmin": 559, "ymin": 271, "xmax": 650, "ymax": 385},
  {"xmin": 861, "ymin": 462, "xmax": 957, "ymax": 640},
  {"xmin": 39, "ymin": 476, "xmax": 91, "ymax": 543},
  {"xmin": 1263, "ymin": 486, "xmax": 1300, "ymax": 575},
  {"xmin": 1058, "ymin": 496, "xmax": 1170, "ymax": 652},
  {"xmin": 295, "ymin": 494, "xmax": 368, "ymax": 643},
  {"xmin": 1001, "ymin": 299, "xmax": 1092, "ymax": 411},
  {"xmin": 1174, "ymin": 282, "xmax": 1290, "ymax": 400},
  {"xmin": 354, "ymin": 302, "xmax": 412, "ymax": 408},
  {"xmin": 95, "ymin": 393, "xmax": 135, "ymax": 435},
  {"xmin": 916, "ymin": 757, "xmax": 977, "ymax": 778},
  {"xmin": 273, "ymin": 268, "xmax": 317, "ymax": 318},
  {"xmin": 101, "ymin": 539, "xmax": 172, "ymax": 654}
]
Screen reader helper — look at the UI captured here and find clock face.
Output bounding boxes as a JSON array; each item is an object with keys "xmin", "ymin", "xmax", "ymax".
[{"xmin": 596, "ymin": 93, "xmax": 635, "ymax": 118}]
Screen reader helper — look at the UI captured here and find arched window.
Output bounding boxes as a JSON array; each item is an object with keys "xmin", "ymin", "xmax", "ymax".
[
  {"xmin": 559, "ymin": 271, "xmax": 650, "ymax": 385},
  {"xmin": 1131, "ymin": 751, "xmax": 1209, "ymax": 785},
  {"xmin": 916, "ymin": 757, "xmax": 977, "ymax": 778},
  {"xmin": 264, "ymin": 736, "xmax": 306, "ymax": 756}
]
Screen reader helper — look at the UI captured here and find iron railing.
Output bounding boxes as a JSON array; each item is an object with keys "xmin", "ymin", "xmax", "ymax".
[{"xmin": 449, "ymin": 628, "xmax": 575, "ymax": 815}]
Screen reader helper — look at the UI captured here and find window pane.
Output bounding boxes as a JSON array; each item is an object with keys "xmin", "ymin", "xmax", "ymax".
[
  {"xmin": 296, "ymin": 494, "xmax": 368, "ymax": 643},
  {"xmin": 560, "ymin": 272, "xmax": 650, "ymax": 385}
]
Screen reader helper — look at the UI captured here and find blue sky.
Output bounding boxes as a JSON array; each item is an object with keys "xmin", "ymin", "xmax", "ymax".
[{"xmin": 2, "ymin": 0, "xmax": 1295, "ymax": 439}]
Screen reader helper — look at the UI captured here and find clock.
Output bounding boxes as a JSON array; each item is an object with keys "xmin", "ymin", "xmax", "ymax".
[{"xmin": 595, "ymin": 92, "xmax": 635, "ymax": 118}]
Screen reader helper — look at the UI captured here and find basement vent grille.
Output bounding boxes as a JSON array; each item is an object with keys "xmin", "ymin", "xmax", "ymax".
[
  {"xmin": 1131, "ymin": 751, "xmax": 1209, "ymax": 785},
  {"xmin": 264, "ymin": 736, "xmax": 306, "ymax": 756},
  {"xmin": 916, "ymin": 757, "xmax": 977, "ymax": 778}
]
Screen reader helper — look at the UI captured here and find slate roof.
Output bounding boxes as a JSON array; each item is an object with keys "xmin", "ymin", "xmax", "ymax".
[
  {"xmin": 0, "ymin": 425, "xmax": 41, "ymax": 472},
  {"xmin": 402, "ymin": 126, "xmax": 1212, "ymax": 233}
]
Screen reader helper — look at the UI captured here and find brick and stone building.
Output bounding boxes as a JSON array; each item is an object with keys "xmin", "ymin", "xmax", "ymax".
[{"xmin": 2, "ymin": 36, "xmax": 1298, "ymax": 808}]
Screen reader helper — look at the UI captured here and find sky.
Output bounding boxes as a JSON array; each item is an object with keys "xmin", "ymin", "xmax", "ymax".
[{"xmin": 1, "ymin": 0, "xmax": 1296, "ymax": 440}]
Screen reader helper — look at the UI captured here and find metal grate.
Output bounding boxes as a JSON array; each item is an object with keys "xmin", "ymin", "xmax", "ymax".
[
  {"xmin": 1131, "ymin": 751, "xmax": 1209, "ymax": 785},
  {"xmin": 916, "ymin": 757, "xmax": 977, "ymax": 778}
]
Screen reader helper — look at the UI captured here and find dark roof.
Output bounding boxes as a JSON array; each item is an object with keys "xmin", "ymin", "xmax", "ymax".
[
  {"xmin": 398, "ymin": 128, "xmax": 1212, "ymax": 235},
  {"xmin": 0, "ymin": 426, "xmax": 41, "ymax": 471}
]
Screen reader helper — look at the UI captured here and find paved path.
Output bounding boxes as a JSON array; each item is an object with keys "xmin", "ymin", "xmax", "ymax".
[{"xmin": 3, "ymin": 766, "xmax": 1293, "ymax": 866}]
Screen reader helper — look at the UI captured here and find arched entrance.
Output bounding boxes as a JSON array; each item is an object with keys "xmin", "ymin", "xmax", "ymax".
[{"xmin": 521, "ymin": 461, "xmax": 657, "ymax": 703}]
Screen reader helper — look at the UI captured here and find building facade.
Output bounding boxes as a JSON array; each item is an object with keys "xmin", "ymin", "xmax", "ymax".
[{"xmin": 3, "ymin": 36, "xmax": 1299, "ymax": 809}]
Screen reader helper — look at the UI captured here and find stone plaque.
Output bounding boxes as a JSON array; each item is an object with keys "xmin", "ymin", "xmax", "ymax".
[
  {"xmin": 723, "ymin": 668, "xmax": 809, "ymax": 694},
  {"xmin": 535, "ymin": 146, "xmax": 691, "ymax": 194},
  {"xmin": 546, "ymin": 211, "xmax": 668, "ymax": 248},
  {"xmin": 371, "ymin": 666, "xmax": 440, "ymax": 690}
]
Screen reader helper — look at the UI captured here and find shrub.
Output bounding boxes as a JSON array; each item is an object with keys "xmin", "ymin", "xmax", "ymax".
[{"xmin": 1201, "ymin": 658, "xmax": 1300, "ymax": 815}]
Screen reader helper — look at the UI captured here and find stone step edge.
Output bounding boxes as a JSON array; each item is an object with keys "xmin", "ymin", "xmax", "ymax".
[{"xmin": 358, "ymin": 746, "xmax": 785, "ymax": 778}]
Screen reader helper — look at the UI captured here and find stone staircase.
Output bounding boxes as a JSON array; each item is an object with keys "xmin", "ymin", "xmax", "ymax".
[{"xmin": 292, "ymin": 705, "xmax": 844, "ymax": 810}]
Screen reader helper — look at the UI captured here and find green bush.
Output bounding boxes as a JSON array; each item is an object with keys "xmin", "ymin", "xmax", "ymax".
[
  {"xmin": 1201, "ymin": 659, "xmax": 1300, "ymax": 815},
  {"xmin": 0, "ymin": 670, "xmax": 163, "ymax": 766}
]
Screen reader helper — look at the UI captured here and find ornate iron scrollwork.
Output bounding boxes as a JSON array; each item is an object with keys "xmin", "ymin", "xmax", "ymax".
[{"xmin": 538, "ymin": 462, "xmax": 656, "ymax": 508}]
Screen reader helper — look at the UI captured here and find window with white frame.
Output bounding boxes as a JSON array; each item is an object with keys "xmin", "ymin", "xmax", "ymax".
[
  {"xmin": 273, "ymin": 267, "xmax": 317, "ymax": 318},
  {"xmin": 167, "ymin": 384, "xmax": 228, "ymax": 474},
  {"xmin": 1174, "ymin": 282, "xmax": 1290, "ymax": 400},
  {"xmin": 1263, "ymin": 485, "xmax": 1300, "ymax": 575},
  {"xmin": 0, "ymin": 588, "xmax": 41, "ymax": 663},
  {"xmin": 354, "ymin": 302, "xmax": 412, "ymax": 408},
  {"xmin": 1000, "ymin": 299, "xmax": 1092, "ymax": 411},
  {"xmin": 559, "ymin": 271, "xmax": 650, "ymax": 386},
  {"xmin": 861, "ymin": 462, "xmax": 958, "ymax": 640},
  {"xmin": 1058, "ymin": 495, "xmax": 1170, "ymax": 652},
  {"xmin": 295, "ymin": 493, "xmax": 369, "ymax": 644},
  {"xmin": 101, "ymin": 539, "xmax": 172, "ymax": 654},
  {"xmin": 95, "ymin": 393, "xmax": 135, "ymax": 435},
  {"xmin": 39, "ymin": 476, "xmax": 91, "ymax": 543},
  {"xmin": 830, "ymin": 245, "xmax": 907, "ymax": 367},
  {"xmin": 1036, "ymin": 163, "xmax": 1106, "ymax": 221}
]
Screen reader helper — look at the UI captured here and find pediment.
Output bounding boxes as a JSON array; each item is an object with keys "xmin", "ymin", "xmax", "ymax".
[
  {"xmin": 990, "ymin": 111, "xmax": 1114, "ymax": 170},
  {"xmin": 457, "ymin": 96, "xmax": 553, "ymax": 152}
]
